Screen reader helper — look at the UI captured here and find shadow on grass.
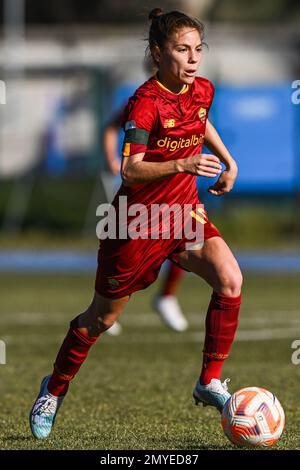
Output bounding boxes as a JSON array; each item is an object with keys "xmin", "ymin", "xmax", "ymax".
[
  {"xmin": 165, "ymin": 444, "xmax": 232, "ymax": 451},
  {"xmin": 0, "ymin": 436, "xmax": 235, "ymax": 451},
  {"xmin": 2, "ymin": 436, "xmax": 33, "ymax": 443},
  {"xmin": 134, "ymin": 437, "xmax": 232, "ymax": 451}
]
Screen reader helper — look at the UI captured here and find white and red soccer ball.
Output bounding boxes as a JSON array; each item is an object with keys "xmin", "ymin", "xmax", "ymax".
[{"xmin": 221, "ymin": 387, "xmax": 285, "ymax": 448}]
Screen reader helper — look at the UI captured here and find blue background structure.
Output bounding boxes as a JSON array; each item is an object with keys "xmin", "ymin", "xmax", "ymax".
[{"xmin": 110, "ymin": 80, "xmax": 299, "ymax": 195}]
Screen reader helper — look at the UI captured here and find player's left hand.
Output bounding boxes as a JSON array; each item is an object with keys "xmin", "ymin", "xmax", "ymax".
[{"xmin": 208, "ymin": 167, "xmax": 238, "ymax": 196}]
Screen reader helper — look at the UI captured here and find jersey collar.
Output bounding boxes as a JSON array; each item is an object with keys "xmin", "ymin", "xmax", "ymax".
[{"xmin": 154, "ymin": 74, "xmax": 189, "ymax": 98}]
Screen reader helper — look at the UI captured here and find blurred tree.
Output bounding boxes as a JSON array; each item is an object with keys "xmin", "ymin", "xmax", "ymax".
[
  {"xmin": 0, "ymin": 0, "xmax": 298, "ymax": 25},
  {"xmin": 208, "ymin": 0, "xmax": 300, "ymax": 23},
  {"xmin": 0, "ymin": 0, "xmax": 182, "ymax": 25}
]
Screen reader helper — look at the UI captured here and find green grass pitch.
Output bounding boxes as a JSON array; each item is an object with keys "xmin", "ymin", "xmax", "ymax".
[{"xmin": 0, "ymin": 273, "xmax": 299, "ymax": 450}]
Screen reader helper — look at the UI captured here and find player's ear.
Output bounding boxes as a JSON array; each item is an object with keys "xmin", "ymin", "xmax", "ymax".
[{"xmin": 152, "ymin": 45, "xmax": 161, "ymax": 64}]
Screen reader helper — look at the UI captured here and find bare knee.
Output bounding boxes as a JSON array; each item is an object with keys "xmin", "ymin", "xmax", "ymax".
[
  {"xmin": 77, "ymin": 293, "xmax": 129, "ymax": 336},
  {"xmin": 219, "ymin": 269, "xmax": 243, "ymax": 298},
  {"xmin": 78, "ymin": 307, "xmax": 118, "ymax": 336}
]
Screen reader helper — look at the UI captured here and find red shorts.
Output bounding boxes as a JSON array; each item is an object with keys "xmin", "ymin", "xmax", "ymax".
[{"xmin": 95, "ymin": 213, "xmax": 222, "ymax": 299}]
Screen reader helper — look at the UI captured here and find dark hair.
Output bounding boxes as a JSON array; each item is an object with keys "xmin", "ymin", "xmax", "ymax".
[{"xmin": 147, "ymin": 8, "xmax": 205, "ymax": 65}]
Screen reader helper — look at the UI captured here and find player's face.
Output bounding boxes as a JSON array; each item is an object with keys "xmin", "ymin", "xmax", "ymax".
[{"xmin": 156, "ymin": 28, "xmax": 202, "ymax": 93}]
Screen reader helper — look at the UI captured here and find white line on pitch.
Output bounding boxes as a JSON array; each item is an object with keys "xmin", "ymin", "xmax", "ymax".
[
  {"xmin": 2, "ymin": 327, "xmax": 300, "ymax": 345},
  {"xmin": 0, "ymin": 311, "xmax": 299, "ymax": 327}
]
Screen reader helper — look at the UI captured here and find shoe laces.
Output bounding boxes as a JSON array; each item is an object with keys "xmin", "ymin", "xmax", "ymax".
[
  {"xmin": 221, "ymin": 378, "xmax": 230, "ymax": 392},
  {"xmin": 35, "ymin": 395, "xmax": 59, "ymax": 417}
]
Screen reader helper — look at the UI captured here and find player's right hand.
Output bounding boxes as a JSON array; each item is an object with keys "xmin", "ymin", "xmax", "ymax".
[{"xmin": 180, "ymin": 153, "xmax": 222, "ymax": 177}]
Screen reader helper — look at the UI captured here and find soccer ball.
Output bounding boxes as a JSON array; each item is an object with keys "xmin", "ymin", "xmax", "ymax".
[{"xmin": 221, "ymin": 387, "xmax": 285, "ymax": 448}]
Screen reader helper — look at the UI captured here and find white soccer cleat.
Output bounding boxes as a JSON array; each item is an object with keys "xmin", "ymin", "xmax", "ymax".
[
  {"xmin": 153, "ymin": 295, "xmax": 188, "ymax": 332},
  {"xmin": 29, "ymin": 375, "xmax": 65, "ymax": 439},
  {"xmin": 193, "ymin": 378, "xmax": 231, "ymax": 413},
  {"xmin": 106, "ymin": 321, "xmax": 122, "ymax": 336}
]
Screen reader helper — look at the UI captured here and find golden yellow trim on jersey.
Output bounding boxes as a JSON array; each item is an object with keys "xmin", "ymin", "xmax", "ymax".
[{"xmin": 155, "ymin": 76, "xmax": 189, "ymax": 95}]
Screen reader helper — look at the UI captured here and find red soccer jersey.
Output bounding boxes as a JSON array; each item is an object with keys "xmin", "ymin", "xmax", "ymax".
[
  {"xmin": 116, "ymin": 75, "xmax": 214, "ymax": 210},
  {"xmin": 95, "ymin": 76, "xmax": 220, "ymax": 299}
]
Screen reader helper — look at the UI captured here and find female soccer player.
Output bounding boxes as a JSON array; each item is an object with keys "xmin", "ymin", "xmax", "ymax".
[{"xmin": 30, "ymin": 8, "xmax": 242, "ymax": 439}]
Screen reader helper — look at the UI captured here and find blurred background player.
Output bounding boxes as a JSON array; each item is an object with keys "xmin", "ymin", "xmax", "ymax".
[{"xmin": 103, "ymin": 108, "xmax": 188, "ymax": 334}]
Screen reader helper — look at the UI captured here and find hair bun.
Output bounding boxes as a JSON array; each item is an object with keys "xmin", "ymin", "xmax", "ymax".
[{"xmin": 149, "ymin": 8, "xmax": 163, "ymax": 21}]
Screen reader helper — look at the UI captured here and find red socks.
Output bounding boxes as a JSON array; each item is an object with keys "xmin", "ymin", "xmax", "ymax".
[
  {"xmin": 200, "ymin": 291, "xmax": 241, "ymax": 385},
  {"xmin": 46, "ymin": 290, "xmax": 240, "ymax": 395},
  {"xmin": 47, "ymin": 318, "xmax": 99, "ymax": 397},
  {"xmin": 160, "ymin": 263, "xmax": 184, "ymax": 297}
]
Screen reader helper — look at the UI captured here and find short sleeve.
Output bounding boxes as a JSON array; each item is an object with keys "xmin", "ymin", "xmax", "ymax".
[
  {"xmin": 121, "ymin": 96, "xmax": 157, "ymax": 157},
  {"xmin": 195, "ymin": 77, "xmax": 215, "ymax": 111},
  {"xmin": 207, "ymin": 80, "xmax": 215, "ymax": 110}
]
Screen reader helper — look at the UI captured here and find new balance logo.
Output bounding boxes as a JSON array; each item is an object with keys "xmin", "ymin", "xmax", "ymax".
[{"xmin": 163, "ymin": 119, "xmax": 176, "ymax": 128}]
